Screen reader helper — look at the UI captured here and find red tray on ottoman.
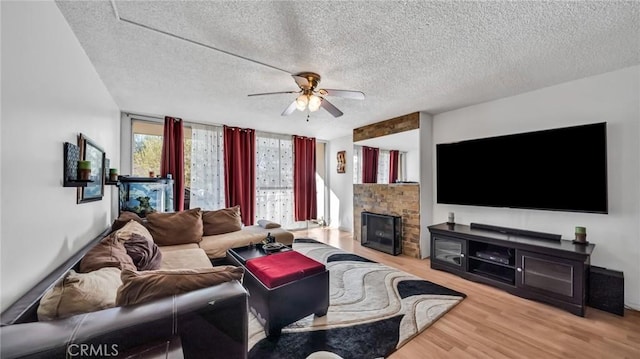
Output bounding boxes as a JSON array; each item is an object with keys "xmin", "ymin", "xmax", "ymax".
[{"xmin": 227, "ymin": 246, "xmax": 329, "ymax": 337}]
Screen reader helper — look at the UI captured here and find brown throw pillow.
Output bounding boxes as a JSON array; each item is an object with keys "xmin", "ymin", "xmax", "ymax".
[
  {"xmin": 111, "ymin": 211, "xmax": 144, "ymax": 232},
  {"xmin": 116, "ymin": 266, "xmax": 244, "ymax": 306},
  {"xmin": 146, "ymin": 208, "xmax": 204, "ymax": 246},
  {"xmin": 124, "ymin": 233, "xmax": 163, "ymax": 271},
  {"xmin": 202, "ymin": 206, "xmax": 242, "ymax": 235},
  {"xmin": 79, "ymin": 234, "xmax": 136, "ymax": 273}
]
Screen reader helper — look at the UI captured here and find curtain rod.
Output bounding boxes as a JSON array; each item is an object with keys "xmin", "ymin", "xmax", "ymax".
[
  {"xmin": 124, "ymin": 111, "xmax": 327, "ymax": 142},
  {"xmin": 125, "ymin": 112, "xmax": 164, "ymax": 121}
]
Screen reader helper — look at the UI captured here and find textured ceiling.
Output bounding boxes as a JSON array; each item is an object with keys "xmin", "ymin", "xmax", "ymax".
[{"xmin": 55, "ymin": 1, "xmax": 639, "ymax": 140}]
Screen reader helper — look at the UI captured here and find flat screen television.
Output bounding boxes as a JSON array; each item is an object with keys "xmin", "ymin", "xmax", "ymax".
[{"xmin": 436, "ymin": 122, "xmax": 608, "ymax": 214}]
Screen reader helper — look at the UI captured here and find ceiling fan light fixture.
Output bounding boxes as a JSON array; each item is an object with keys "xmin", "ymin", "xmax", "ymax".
[
  {"xmin": 248, "ymin": 71, "xmax": 364, "ymax": 118},
  {"xmin": 295, "ymin": 94, "xmax": 308, "ymax": 111},
  {"xmin": 308, "ymin": 95, "xmax": 322, "ymax": 112}
]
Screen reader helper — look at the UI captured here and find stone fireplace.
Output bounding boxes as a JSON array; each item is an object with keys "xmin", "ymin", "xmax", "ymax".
[{"xmin": 354, "ymin": 183, "xmax": 420, "ymax": 258}]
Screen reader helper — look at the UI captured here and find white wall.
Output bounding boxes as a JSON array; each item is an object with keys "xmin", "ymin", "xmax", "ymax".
[
  {"xmin": 1, "ymin": 1, "xmax": 120, "ymax": 308},
  {"xmin": 405, "ymin": 149, "xmax": 420, "ymax": 182},
  {"xmin": 431, "ymin": 66, "xmax": 640, "ymax": 308},
  {"xmin": 328, "ymin": 135, "xmax": 354, "ymax": 231},
  {"xmin": 419, "ymin": 112, "xmax": 434, "ymax": 258}
]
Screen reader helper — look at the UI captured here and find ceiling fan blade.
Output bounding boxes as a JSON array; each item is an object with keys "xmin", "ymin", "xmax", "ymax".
[
  {"xmin": 281, "ymin": 100, "xmax": 297, "ymax": 116},
  {"xmin": 292, "ymin": 75, "xmax": 310, "ymax": 89},
  {"xmin": 318, "ymin": 89, "xmax": 365, "ymax": 100},
  {"xmin": 320, "ymin": 98, "xmax": 344, "ymax": 117},
  {"xmin": 248, "ymin": 91, "xmax": 298, "ymax": 97}
]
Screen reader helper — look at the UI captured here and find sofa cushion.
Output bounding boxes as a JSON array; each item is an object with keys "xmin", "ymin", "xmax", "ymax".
[
  {"xmin": 160, "ymin": 248, "xmax": 212, "ymax": 270},
  {"xmin": 116, "ymin": 266, "xmax": 244, "ymax": 306},
  {"xmin": 37, "ymin": 267, "xmax": 122, "ymax": 321},
  {"xmin": 124, "ymin": 233, "xmax": 163, "ymax": 271},
  {"xmin": 114, "ymin": 219, "xmax": 153, "ymax": 242},
  {"xmin": 202, "ymin": 206, "xmax": 242, "ymax": 235},
  {"xmin": 158, "ymin": 243, "xmax": 200, "ymax": 252},
  {"xmin": 111, "ymin": 211, "xmax": 144, "ymax": 232},
  {"xmin": 257, "ymin": 219, "xmax": 281, "ymax": 229},
  {"xmin": 199, "ymin": 226, "xmax": 294, "ymax": 259},
  {"xmin": 79, "ymin": 234, "xmax": 136, "ymax": 272},
  {"xmin": 146, "ymin": 208, "xmax": 203, "ymax": 246},
  {"xmin": 241, "ymin": 225, "xmax": 294, "ymax": 245}
]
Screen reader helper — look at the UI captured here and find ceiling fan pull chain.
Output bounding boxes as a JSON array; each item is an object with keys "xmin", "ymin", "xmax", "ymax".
[{"xmin": 306, "ymin": 113, "xmax": 310, "ymax": 122}]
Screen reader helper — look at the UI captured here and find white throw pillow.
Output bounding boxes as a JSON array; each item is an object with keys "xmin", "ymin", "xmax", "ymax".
[
  {"xmin": 37, "ymin": 267, "xmax": 122, "ymax": 321},
  {"xmin": 257, "ymin": 219, "xmax": 281, "ymax": 229}
]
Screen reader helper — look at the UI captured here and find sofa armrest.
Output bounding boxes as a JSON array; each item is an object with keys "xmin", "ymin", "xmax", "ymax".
[{"xmin": 0, "ymin": 281, "xmax": 248, "ymax": 359}]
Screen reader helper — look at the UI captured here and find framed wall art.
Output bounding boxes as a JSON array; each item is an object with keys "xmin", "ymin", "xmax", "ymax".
[
  {"xmin": 77, "ymin": 133, "xmax": 105, "ymax": 203},
  {"xmin": 337, "ymin": 150, "xmax": 346, "ymax": 173}
]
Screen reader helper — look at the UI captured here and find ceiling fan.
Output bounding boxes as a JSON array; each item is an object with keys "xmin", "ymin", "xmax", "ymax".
[{"xmin": 248, "ymin": 72, "xmax": 365, "ymax": 118}]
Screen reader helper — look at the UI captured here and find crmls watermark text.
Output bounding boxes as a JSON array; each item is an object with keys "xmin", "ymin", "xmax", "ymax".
[{"xmin": 67, "ymin": 344, "xmax": 119, "ymax": 357}]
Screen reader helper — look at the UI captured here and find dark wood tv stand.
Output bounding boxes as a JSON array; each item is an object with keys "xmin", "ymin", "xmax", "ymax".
[{"xmin": 428, "ymin": 222, "xmax": 595, "ymax": 316}]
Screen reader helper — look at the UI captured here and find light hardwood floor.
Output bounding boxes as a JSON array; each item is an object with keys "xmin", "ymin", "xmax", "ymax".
[{"xmin": 291, "ymin": 227, "xmax": 640, "ymax": 359}]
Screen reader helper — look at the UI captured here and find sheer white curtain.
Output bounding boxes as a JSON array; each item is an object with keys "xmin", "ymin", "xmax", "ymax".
[
  {"xmin": 255, "ymin": 132, "xmax": 295, "ymax": 228},
  {"xmin": 353, "ymin": 145, "xmax": 363, "ymax": 184},
  {"xmin": 190, "ymin": 123, "xmax": 225, "ymax": 210},
  {"xmin": 398, "ymin": 151, "xmax": 407, "ymax": 182},
  {"xmin": 377, "ymin": 149, "xmax": 390, "ymax": 184}
]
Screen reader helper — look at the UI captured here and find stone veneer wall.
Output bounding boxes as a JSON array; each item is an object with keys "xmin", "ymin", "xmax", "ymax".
[
  {"xmin": 353, "ymin": 112, "xmax": 419, "ymax": 142},
  {"xmin": 353, "ymin": 184, "xmax": 420, "ymax": 258}
]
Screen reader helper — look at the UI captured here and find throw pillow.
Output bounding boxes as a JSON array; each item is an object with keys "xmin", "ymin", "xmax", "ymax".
[
  {"xmin": 145, "ymin": 208, "xmax": 204, "ymax": 246},
  {"xmin": 37, "ymin": 267, "xmax": 122, "ymax": 321},
  {"xmin": 114, "ymin": 219, "xmax": 153, "ymax": 242},
  {"xmin": 79, "ymin": 234, "xmax": 136, "ymax": 273},
  {"xmin": 111, "ymin": 211, "xmax": 144, "ymax": 232},
  {"xmin": 116, "ymin": 266, "xmax": 244, "ymax": 306},
  {"xmin": 257, "ymin": 219, "xmax": 281, "ymax": 229},
  {"xmin": 202, "ymin": 206, "xmax": 242, "ymax": 235},
  {"xmin": 124, "ymin": 233, "xmax": 163, "ymax": 271}
]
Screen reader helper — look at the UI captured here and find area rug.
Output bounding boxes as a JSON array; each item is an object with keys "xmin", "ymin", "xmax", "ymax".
[{"xmin": 248, "ymin": 239, "xmax": 466, "ymax": 359}]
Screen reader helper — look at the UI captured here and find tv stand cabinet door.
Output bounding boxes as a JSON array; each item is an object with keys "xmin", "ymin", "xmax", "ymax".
[
  {"xmin": 430, "ymin": 235, "xmax": 467, "ymax": 274},
  {"xmin": 516, "ymin": 250, "xmax": 586, "ymax": 315}
]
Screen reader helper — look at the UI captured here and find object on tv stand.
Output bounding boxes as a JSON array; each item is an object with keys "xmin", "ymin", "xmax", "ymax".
[
  {"xmin": 470, "ymin": 222, "xmax": 561, "ymax": 242},
  {"xmin": 447, "ymin": 212, "xmax": 455, "ymax": 225},
  {"xmin": 475, "ymin": 250, "xmax": 511, "ymax": 265}
]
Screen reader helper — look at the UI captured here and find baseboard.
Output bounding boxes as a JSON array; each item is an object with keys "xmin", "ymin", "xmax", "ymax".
[
  {"xmin": 338, "ymin": 226, "xmax": 352, "ymax": 233},
  {"xmin": 624, "ymin": 302, "xmax": 640, "ymax": 311}
]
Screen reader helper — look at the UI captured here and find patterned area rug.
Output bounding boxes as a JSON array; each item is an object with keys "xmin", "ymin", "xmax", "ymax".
[{"xmin": 248, "ymin": 239, "xmax": 466, "ymax": 359}]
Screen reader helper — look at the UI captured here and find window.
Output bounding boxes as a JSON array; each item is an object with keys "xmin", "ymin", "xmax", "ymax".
[
  {"xmin": 255, "ymin": 132, "xmax": 295, "ymax": 228},
  {"xmin": 130, "ymin": 119, "xmax": 327, "ymax": 226},
  {"xmin": 190, "ymin": 123, "xmax": 225, "ymax": 210},
  {"xmin": 377, "ymin": 149, "xmax": 390, "ymax": 184},
  {"xmin": 131, "ymin": 120, "xmax": 192, "ymax": 208},
  {"xmin": 132, "ymin": 121, "xmax": 163, "ymax": 177},
  {"xmin": 353, "ymin": 145, "xmax": 363, "ymax": 184}
]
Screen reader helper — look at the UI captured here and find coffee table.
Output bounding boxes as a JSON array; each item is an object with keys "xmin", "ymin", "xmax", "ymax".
[{"xmin": 227, "ymin": 244, "xmax": 329, "ymax": 337}]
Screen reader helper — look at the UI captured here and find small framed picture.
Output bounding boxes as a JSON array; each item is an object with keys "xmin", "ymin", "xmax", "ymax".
[
  {"xmin": 77, "ymin": 133, "xmax": 105, "ymax": 203},
  {"xmin": 337, "ymin": 150, "xmax": 346, "ymax": 173}
]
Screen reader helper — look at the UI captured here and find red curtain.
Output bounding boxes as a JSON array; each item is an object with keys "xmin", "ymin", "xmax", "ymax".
[
  {"xmin": 160, "ymin": 116, "xmax": 184, "ymax": 211},
  {"xmin": 293, "ymin": 136, "xmax": 317, "ymax": 221},
  {"xmin": 223, "ymin": 125, "xmax": 256, "ymax": 226},
  {"xmin": 389, "ymin": 150, "xmax": 400, "ymax": 183},
  {"xmin": 362, "ymin": 146, "xmax": 379, "ymax": 183}
]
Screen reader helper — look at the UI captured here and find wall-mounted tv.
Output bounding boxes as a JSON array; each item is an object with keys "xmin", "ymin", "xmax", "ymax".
[{"xmin": 436, "ymin": 122, "xmax": 608, "ymax": 214}]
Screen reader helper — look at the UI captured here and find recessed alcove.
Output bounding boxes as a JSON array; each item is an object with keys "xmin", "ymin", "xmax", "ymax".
[{"xmin": 352, "ymin": 112, "xmax": 423, "ymax": 258}]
